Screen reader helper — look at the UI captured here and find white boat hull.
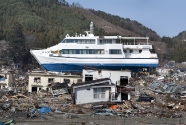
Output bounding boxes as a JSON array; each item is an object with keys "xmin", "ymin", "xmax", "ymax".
[{"xmin": 31, "ymin": 51, "xmax": 158, "ymax": 72}]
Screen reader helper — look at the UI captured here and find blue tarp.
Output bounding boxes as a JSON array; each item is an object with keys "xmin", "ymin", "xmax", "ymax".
[
  {"xmin": 0, "ymin": 122, "xmax": 5, "ymax": 125},
  {"xmin": 39, "ymin": 106, "xmax": 51, "ymax": 115}
]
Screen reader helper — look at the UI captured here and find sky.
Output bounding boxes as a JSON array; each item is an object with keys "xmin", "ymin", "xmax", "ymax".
[{"xmin": 66, "ymin": 0, "xmax": 186, "ymax": 38}]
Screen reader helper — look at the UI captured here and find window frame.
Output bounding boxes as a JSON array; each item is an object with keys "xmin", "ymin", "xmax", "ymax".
[
  {"xmin": 34, "ymin": 77, "xmax": 41, "ymax": 83},
  {"xmin": 93, "ymin": 87, "xmax": 106, "ymax": 99},
  {"xmin": 109, "ymin": 49, "xmax": 122, "ymax": 54},
  {"xmin": 0, "ymin": 75, "xmax": 5, "ymax": 81},
  {"xmin": 48, "ymin": 78, "xmax": 54, "ymax": 83}
]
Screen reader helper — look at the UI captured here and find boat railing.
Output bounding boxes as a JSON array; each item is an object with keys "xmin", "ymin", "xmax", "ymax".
[
  {"xmin": 97, "ymin": 42, "xmax": 152, "ymax": 45},
  {"xmin": 121, "ymin": 36, "xmax": 149, "ymax": 45},
  {"xmin": 122, "ymin": 42, "xmax": 152, "ymax": 45}
]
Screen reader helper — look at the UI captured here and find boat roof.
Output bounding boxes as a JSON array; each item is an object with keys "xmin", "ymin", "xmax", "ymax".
[
  {"xmin": 63, "ymin": 22, "xmax": 149, "ymax": 44},
  {"xmin": 65, "ymin": 34, "xmax": 149, "ymax": 40}
]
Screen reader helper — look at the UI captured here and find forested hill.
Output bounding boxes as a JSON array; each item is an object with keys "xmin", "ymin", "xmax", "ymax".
[
  {"xmin": 0, "ymin": 0, "xmax": 185, "ymax": 70},
  {"xmin": 172, "ymin": 31, "xmax": 186, "ymax": 41},
  {"xmin": 0, "ymin": 0, "xmax": 161, "ymax": 47},
  {"xmin": 0, "ymin": 0, "xmax": 92, "ymax": 48}
]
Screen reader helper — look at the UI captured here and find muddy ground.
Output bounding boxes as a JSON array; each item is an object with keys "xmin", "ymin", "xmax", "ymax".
[{"xmin": 1, "ymin": 113, "xmax": 186, "ymax": 125}]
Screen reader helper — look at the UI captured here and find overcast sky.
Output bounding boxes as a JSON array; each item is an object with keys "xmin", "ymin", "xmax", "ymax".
[{"xmin": 67, "ymin": 0, "xmax": 186, "ymax": 38}]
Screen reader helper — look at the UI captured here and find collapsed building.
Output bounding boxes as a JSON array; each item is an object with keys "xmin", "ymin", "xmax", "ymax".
[
  {"xmin": 149, "ymin": 81, "xmax": 181, "ymax": 94},
  {"xmin": 0, "ymin": 69, "xmax": 14, "ymax": 89},
  {"xmin": 82, "ymin": 68, "xmax": 134, "ymax": 101},
  {"xmin": 28, "ymin": 70, "xmax": 82, "ymax": 94},
  {"xmin": 72, "ymin": 78, "xmax": 116, "ymax": 104}
]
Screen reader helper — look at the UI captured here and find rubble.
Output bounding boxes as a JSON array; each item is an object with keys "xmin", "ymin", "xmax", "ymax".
[
  {"xmin": 149, "ymin": 81, "xmax": 181, "ymax": 94},
  {"xmin": 1, "ymin": 67, "xmax": 186, "ymax": 124}
]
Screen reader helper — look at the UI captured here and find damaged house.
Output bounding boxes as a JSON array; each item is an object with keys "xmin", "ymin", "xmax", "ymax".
[
  {"xmin": 28, "ymin": 70, "xmax": 82, "ymax": 93},
  {"xmin": 82, "ymin": 68, "xmax": 134, "ymax": 100},
  {"xmin": 83, "ymin": 68, "xmax": 131, "ymax": 86},
  {"xmin": 0, "ymin": 70, "xmax": 14, "ymax": 89},
  {"xmin": 48, "ymin": 80, "xmax": 69, "ymax": 97},
  {"xmin": 72, "ymin": 78, "xmax": 117, "ymax": 104}
]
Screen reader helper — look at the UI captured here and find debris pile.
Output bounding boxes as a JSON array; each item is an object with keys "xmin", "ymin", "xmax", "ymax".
[{"xmin": 0, "ymin": 68, "xmax": 186, "ymax": 122}]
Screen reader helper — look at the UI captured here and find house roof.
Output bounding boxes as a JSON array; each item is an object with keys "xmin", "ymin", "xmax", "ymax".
[{"xmin": 72, "ymin": 78, "xmax": 112, "ymax": 88}]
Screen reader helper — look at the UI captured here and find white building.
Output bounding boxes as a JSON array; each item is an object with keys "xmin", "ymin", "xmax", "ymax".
[
  {"xmin": 28, "ymin": 70, "xmax": 82, "ymax": 93},
  {"xmin": 81, "ymin": 68, "xmax": 134, "ymax": 101},
  {"xmin": 72, "ymin": 78, "xmax": 116, "ymax": 104},
  {"xmin": 0, "ymin": 71, "xmax": 14, "ymax": 89},
  {"xmin": 82, "ymin": 68, "xmax": 131, "ymax": 86}
]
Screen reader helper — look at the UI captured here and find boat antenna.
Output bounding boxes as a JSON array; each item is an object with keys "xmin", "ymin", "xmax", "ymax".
[{"xmin": 90, "ymin": 22, "xmax": 93, "ymax": 34}]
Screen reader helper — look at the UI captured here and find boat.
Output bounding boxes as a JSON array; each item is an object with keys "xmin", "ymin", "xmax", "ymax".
[{"xmin": 30, "ymin": 22, "xmax": 159, "ymax": 72}]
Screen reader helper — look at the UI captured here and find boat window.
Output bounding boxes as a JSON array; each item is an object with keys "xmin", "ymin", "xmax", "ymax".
[
  {"xmin": 99, "ymin": 39, "xmax": 112, "ymax": 44},
  {"xmin": 97, "ymin": 49, "xmax": 104, "ymax": 54},
  {"xmin": 82, "ymin": 40, "xmax": 86, "ymax": 44},
  {"xmin": 139, "ymin": 50, "xmax": 142, "ymax": 53},
  {"xmin": 61, "ymin": 39, "xmax": 95, "ymax": 43},
  {"xmin": 67, "ymin": 39, "xmax": 71, "ymax": 43},
  {"xmin": 130, "ymin": 50, "xmax": 133, "ymax": 53},
  {"xmin": 91, "ymin": 50, "xmax": 97, "ymax": 54},
  {"xmin": 60, "ymin": 49, "xmax": 104, "ymax": 54},
  {"xmin": 123, "ymin": 50, "xmax": 126, "ymax": 53},
  {"xmin": 90, "ymin": 40, "xmax": 95, "ymax": 44},
  {"xmin": 68, "ymin": 50, "xmax": 76, "ymax": 54},
  {"xmin": 77, "ymin": 39, "xmax": 82, "ymax": 43},
  {"xmin": 109, "ymin": 49, "xmax": 122, "ymax": 54},
  {"xmin": 61, "ymin": 49, "xmax": 76, "ymax": 54},
  {"xmin": 96, "ymin": 50, "xmax": 100, "ymax": 54},
  {"xmin": 77, "ymin": 39, "xmax": 95, "ymax": 44},
  {"xmin": 103, "ymin": 39, "xmax": 112, "ymax": 44},
  {"xmin": 80, "ymin": 50, "xmax": 87, "ymax": 54},
  {"xmin": 76, "ymin": 50, "xmax": 80, "ymax": 54},
  {"xmin": 67, "ymin": 39, "xmax": 78, "ymax": 43},
  {"xmin": 63, "ymin": 50, "xmax": 69, "ymax": 54},
  {"xmin": 101, "ymin": 50, "xmax": 105, "ymax": 54},
  {"xmin": 72, "ymin": 39, "xmax": 78, "ymax": 43},
  {"xmin": 61, "ymin": 39, "xmax": 67, "ymax": 43}
]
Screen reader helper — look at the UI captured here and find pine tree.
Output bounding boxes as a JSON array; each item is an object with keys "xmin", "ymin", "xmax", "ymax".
[{"xmin": 7, "ymin": 22, "xmax": 28, "ymax": 64}]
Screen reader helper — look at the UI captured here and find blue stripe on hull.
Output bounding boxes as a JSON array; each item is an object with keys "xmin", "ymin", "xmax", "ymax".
[{"xmin": 41, "ymin": 63, "xmax": 158, "ymax": 72}]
